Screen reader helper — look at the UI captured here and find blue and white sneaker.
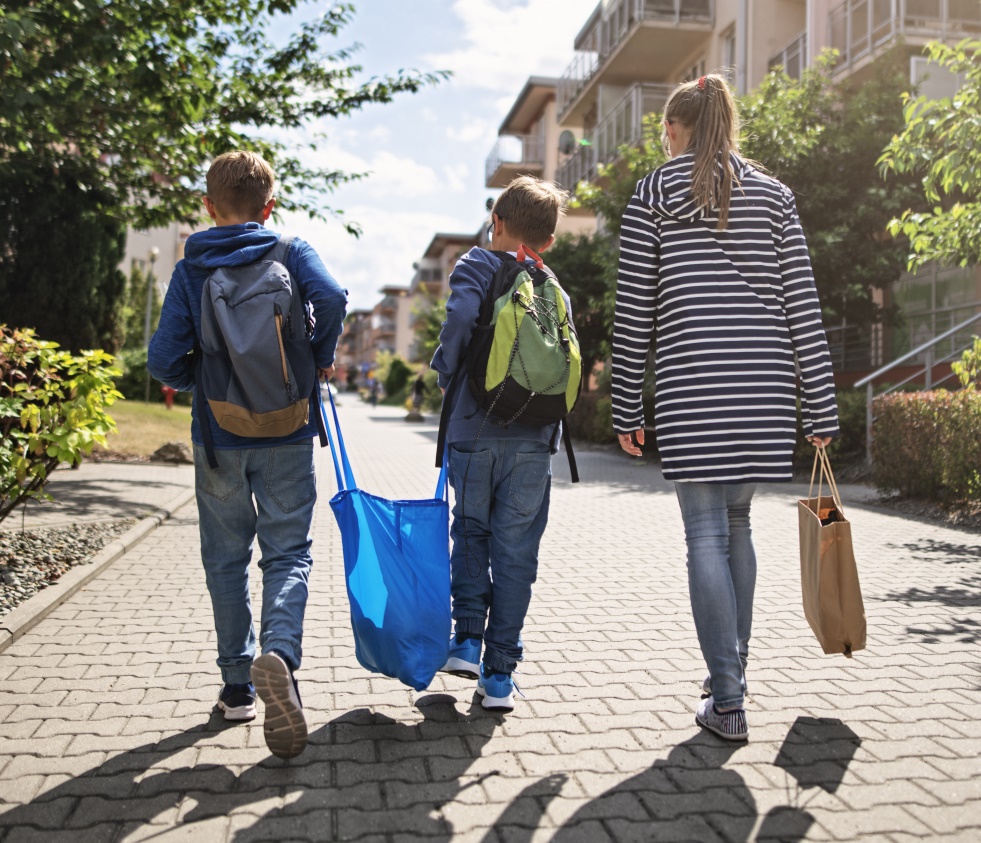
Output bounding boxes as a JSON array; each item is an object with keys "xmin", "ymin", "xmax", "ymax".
[
  {"xmin": 477, "ymin": 663, "xmax": 516, "ymax": 712},
  {"xmin": 441, "ymin": 636, "xmax": 481, "ymax": 680},
  {"xmin": 216, "ymin": 682, "xmax": 256, "ymax": 721}
]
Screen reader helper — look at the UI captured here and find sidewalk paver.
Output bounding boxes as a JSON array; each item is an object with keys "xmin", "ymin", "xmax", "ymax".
[{"xmin": 1, "ymin": 398, "xmax": 978, "ymax": 842}]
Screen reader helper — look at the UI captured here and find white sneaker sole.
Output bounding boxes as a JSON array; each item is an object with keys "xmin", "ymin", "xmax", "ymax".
[
  {"xmin": 252, "ymin": 653, "xmax": 307, "ymax": 759},
  {"xmin": 476, "ymin": 684, "xmax": 515, "ymax": 711},
  {"xmin": 217, "ymin": 700, "xmax": 256, "ymax": 721},
  {"xmin": 441, "ymin": 656, "xmax": 480, "ymax": 680}
]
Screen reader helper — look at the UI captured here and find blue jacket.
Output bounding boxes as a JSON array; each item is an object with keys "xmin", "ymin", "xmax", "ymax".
[
  {"xmin": 431, "ymin": 247, "xmax": 558, "ymax": 449},
  {"xmin": 147, "ymin": 223, "xmax": 348, "ymax": 449}
]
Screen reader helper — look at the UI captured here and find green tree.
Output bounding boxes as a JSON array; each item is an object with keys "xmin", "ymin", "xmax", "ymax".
[
  {"xmin": 0, "ymin": 1, "xmax": 447, "ymax": 351},
  {"xmin": 741, "ymin": 51, "xmax": 922, "ymax": 329},
  {"xmin": 121, "ymin": 263, "xmax": 163, "ymax": 351},
  {"xmin": 879, "ymin": 39, "xmax": 981, "ymax": 270},
  {"xmin": 0, "ymin": 1, "xmax": 448, "ymax": 230},
  {"xmin": 0, "ymin": 166, "xmax": 127, "ymax": 352},
  {"xmin": 543, "ymin": 232, "xmax": 619, "ymax": 387},
  {"xmin": 411, "ymin": 294, "xmax": 447, "ymax": 365}
]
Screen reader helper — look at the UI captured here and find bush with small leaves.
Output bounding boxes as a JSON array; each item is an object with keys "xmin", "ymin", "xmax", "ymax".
[{"xmin": 0, "ymin": 325, "xmax": 122, "ymax": 524}]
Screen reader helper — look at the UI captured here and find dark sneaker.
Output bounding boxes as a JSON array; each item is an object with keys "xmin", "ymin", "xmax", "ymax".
[
  {"xmin": 696, "ymin": 696, "xmax": 748, "ymax": 741},
  {"xmin": 252, "ymin": 652, "xmax": 307, "ymax": 759},
  {"xmin": 476, "ymin": 663, "xmax": 516, "ymax": 712},
  {"xmin": 441, "ymin": 636, "xmax": 481, "ymax": 680},
  {"xmin": 216, "ymin": 682, "xmax": 256, "ymax": 721}
]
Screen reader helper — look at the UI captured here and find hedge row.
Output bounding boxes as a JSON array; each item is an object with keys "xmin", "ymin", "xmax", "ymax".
[{"xmin": 871, "ymin": 390, "xmax": 981, "ymax": 502}]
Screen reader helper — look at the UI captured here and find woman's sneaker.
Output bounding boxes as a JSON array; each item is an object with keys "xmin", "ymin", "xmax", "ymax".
[
  {"xmin": 216, "ymin": 682, "xmax": 256, "ymax": 721},
  {"xmin": 252, "ymin": 651, "xmax": 308, "ymax": 759},
  {"xmin": 476, "ymin": 663, "xmax": 515, "ymax": 712},
  {"xmin": 441, "ymin": 636, "xmax": 481, "ymax": 680},
  {"xmin": 696, "ymin": 696, "xmax": 748, "ymax": 741}
]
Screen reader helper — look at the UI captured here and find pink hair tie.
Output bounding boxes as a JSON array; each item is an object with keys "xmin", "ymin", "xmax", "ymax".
[{"xmin": 697, "ymin": 75, "xmax": 707, "ymax": 90}]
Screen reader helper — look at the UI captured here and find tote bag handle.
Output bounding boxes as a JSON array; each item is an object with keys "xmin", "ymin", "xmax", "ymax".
[
  {"xmin": 807, "ymin": 446, "xmax": 844, "ymax": 517},
  {"xmin": 319, "ymin": 390, "xmax": 447, "ymax": 500}
]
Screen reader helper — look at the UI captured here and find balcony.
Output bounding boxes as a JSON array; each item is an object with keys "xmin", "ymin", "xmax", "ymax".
[
  {"xmin": 485, "ymin": 133, "xmax": 545, "ymax": 188},
  {"xmin": 556, "ymin": 82, "xmax": 672, "ymax": 191},
  {"xmin": 769, "ymin": 30, "xmax": 808, "ymax": 79},
  {"xmin": 829, "ymin": 0, "xmax": 981, "ymax": 74},
  {"xmin": 557, "ymin": 0, "xmax": 714, "ymax": 124}
]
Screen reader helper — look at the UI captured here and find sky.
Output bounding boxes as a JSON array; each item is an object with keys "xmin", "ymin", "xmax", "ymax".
[{"xmin": 277, "ymin": 0, "xmax": 599, "ymax": 312}]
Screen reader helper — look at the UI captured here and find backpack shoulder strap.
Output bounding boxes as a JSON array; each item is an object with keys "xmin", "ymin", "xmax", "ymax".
[{"xmin": 264, "ymin": 234, "xmax": 295, "ymax": 267}]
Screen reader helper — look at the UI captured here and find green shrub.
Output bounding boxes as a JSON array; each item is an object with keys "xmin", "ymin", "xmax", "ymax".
[
  {"xmin": 872, "ymin": 390, "xmax": 981, "ymax": 502},
  {"xmin": 793, "ymin": 387, "xmax": 868, "ymax": 469},
  {"xmin": 0, "ymin": 325, "xmax": 122, "ymax": 524},
  {"xmin": 113, "ymin": 347, "xmax": 190, "ymax": 406},
  {"xmin": 951, "ymin": 336, "xmax": 981, "ymax": 389},
  {"xmin": 384, "ymin": 356, "xmax": 413, "ymax": 398}
]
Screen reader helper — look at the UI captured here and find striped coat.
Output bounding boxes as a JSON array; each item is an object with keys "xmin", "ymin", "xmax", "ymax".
[{"xmin": 611, "ymin": 153, "xmax": 839, "ymax": 483}]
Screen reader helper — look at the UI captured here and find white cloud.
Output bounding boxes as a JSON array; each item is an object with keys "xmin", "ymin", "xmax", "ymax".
[
  {"xmin": 442, "ymin": 162, "xmax": 469, "ymax": 192},
  {"xmin": 426, "ymin": 0, "xmax": 599, "ymax": 95},
  {"xmin": 446, "ymin": 117, "xmax": 496, "ymax": 144},
  {"xmin": 281, "ymin": 204, "xmax": 472, "ymax": 311}
]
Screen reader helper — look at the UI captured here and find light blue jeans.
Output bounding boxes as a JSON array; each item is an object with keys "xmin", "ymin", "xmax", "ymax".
[
  {"xmin": 447, "ymin": 439, "xmax": 552, "ymax": 675},
  {"xmin": 193, "ymin": 440, "xmax": 316, "ymax": 685},
  {"xmin": 674, "ymin": 481, "xmax": 757, "ymax": 710}
]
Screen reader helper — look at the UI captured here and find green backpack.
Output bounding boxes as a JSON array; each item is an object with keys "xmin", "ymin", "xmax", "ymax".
[{"xmin": 466, "ymin": 247, "xmax": 582, "ymax": 428}]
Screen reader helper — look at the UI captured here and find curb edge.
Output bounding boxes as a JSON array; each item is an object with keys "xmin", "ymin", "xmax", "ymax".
[{"xmin": 0, "ymin": 487, "xmax": 196, "ymax": 655}]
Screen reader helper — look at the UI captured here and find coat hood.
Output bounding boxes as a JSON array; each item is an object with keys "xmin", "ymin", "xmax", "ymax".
[
  {"xmin": 183, "ymin": 223, "xmax": 281, "ymax": 269},
  {"xmin": 638, "ymin": 152, "xmax": 756, "ymax": 223}
]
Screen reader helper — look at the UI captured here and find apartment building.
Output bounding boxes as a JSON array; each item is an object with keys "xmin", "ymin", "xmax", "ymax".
[{"xmin": 491, "ymin": 0, "xmax": 979, "ymax": 377}]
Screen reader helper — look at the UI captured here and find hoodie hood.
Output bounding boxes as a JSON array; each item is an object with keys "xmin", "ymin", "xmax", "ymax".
[
  {"xmin": 641, "ymin": 152, "xmax": 756, "ymax": 223},
  {"xmin": 183, "ymin": 222, "xmax": 281, "ymax": 270}
]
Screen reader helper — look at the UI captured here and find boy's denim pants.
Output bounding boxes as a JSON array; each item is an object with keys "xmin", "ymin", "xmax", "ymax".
[
  {"xmin": 193, "ymin": 440, "xmax": 316, "ymax": 685},
  {"xmin": 447, "ymin": 438, "xmax": 552, "ymax": 675},
  {"xmin": 674, "ymin": 480, "xmax": 758, "ymax": 711}
]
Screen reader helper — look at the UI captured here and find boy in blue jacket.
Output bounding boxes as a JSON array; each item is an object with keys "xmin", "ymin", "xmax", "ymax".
[
  {"xmin": 432, "ymin": 176, "xmax": 568, "ymax": 711},
  {"xmin": 148, "ymin": 151, "xmax": 347, "ymax": 758}
]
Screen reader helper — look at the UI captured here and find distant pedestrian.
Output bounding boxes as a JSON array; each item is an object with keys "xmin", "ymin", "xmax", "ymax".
[
  {"xmin": 147, "ymin": 151, "xmax": 347, "ymax": 758},
  {"xmin": 411, "ymin": 373, "xmax": 427, "ymax": 411},
  {"xmin": 611, "ymin": 74, "xmax": 839, "ymax": 741},
  {"xmin": 432, "ymin": 175, "xmax": 570, "ymax": 711}
]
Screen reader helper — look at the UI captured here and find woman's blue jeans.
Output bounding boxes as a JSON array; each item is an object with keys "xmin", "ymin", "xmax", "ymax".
[
  {"xmin": 446, "ymin": 439, "xmax": 552, "ymax": 676},
  {"xmin": 193, "ymin": 440, "xmax": 316, "ymax": 685},
  {"xmin": 674, "ymin": 480, "xmax": 757, "ymax": 710}
]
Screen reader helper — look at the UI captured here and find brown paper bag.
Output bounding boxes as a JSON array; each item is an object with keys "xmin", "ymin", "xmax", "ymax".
[{"xmin": 797, "ymin": 448, "xmax": 866, "ymax": 656}]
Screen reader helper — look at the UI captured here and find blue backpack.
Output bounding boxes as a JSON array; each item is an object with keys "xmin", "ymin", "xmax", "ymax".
[{"xmin": 197, "ymin": 236, "xmax": 322, "ymax": 467}]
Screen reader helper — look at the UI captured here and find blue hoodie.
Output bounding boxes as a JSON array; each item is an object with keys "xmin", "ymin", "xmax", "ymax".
[{"xmin": 147, "ymin": 222, "xmax": 348, "ymax": 450}]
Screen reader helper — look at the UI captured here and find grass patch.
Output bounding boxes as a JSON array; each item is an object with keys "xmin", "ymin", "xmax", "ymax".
[{"xmin": 95, "ymin": 400, "xmax": 193, "ymax": 458}]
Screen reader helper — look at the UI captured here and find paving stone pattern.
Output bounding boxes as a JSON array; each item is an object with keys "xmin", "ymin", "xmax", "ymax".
[{"xmin": 0, "ymin": 399, "xmax": 978, "ymax": 841}]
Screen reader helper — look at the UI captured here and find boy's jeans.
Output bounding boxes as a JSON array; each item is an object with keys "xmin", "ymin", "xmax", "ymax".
[
  {"xmin": 447, "ymin": 439, "xmax": 552, "ymax": 676},
  {"xmin": 193, "ymin": 440, "xmax": 316, "ymax": 685},
  {"xmin": 674, "ymin": 481, "xmax": 757, "ymax": 711}
]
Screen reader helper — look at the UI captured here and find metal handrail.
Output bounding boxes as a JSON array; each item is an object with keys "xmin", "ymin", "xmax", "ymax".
[{"xmin": 854, "ymin": 310, "xmax": 981, "ymax": 462}]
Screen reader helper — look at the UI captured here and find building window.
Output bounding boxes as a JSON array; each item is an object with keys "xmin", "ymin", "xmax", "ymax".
[
  {"xmin": 683, "ymin": 58, "xmax": 706, "ymax": 83},
  {"xmin": 721, "ymin": 27, "xmax": 736, "ymax": 82}
]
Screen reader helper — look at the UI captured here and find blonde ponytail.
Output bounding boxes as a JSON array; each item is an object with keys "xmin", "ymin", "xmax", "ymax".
[{"xmin": 663, "ymin": 73, "xmax": 741, "ymax": 229}]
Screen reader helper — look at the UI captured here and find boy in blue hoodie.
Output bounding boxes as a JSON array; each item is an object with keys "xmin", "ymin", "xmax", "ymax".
[
  {"xmin": 148, "ymin": 151, "xmax": 347, "ymax": 758},
  {"xmin": 432, "ymin": 175, "xmax": 568, "ymax": 711}
]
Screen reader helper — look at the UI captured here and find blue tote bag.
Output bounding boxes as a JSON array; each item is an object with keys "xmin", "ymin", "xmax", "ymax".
[{"xmin": 321, "ymin": 392, "xmax": 451, "ymax": 691}]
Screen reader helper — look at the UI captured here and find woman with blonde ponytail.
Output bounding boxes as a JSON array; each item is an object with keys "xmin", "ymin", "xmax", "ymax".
[{"xmin": 611, "ymin": 74, "xmax": 839, "ymax": 742}]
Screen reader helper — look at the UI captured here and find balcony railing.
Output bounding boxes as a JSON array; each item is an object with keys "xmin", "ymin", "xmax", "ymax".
[
  {"xmin": 829, "ymin": 0, "xmax": 981, "ymax": 71},
  {"xmin": 556, "ymin": 82, "xmax": 672, "ymax": 190},
  {"xmin": 484, "ymin": 133, "xmax": 545, "ymax": 183},
  {"xmin": 769, "ymin": 29, "xmax": 808, "ymax": 79},
  {"xmin": 557, "ymin": 0, "xmax": 714, "ymax": 118}
]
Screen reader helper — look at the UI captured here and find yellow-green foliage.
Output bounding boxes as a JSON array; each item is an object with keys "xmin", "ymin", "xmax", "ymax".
[
  {"xmin": 0, "ymin": 325, "xmax": 122, "ymax": 524},
  {"xmin": 872, "ymin": 390, "xmax": 981, "ymax": 502},
  {"xmin": 951, "ymin": 336, "xmax": 981, "ymax": 389}
]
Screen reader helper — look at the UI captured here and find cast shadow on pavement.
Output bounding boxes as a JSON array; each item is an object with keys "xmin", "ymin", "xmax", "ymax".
[
  {"xmin": 0, "ymin": 707, "xmax": 860, "ymax": 842},
  {"xmin": 883, "ymin": 537, "xmax": 981, "ymax": 646}
]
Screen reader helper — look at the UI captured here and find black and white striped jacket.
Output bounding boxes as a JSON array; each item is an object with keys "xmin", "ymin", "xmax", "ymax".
[{"xmin": 611, "ymin": 153, "xmax": 839, "ymax": 483}]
